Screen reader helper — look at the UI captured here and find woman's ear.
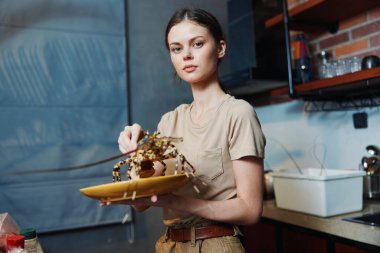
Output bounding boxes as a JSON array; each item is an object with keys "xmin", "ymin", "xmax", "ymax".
[{"xmin": 217, "ymin": 40, "xmax": 226, "ymax": 59}]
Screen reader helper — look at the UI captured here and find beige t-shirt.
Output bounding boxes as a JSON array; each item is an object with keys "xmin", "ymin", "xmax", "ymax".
[{"xmin": 157, "ymin": 94, "xmax": 266, "ymax": 226}]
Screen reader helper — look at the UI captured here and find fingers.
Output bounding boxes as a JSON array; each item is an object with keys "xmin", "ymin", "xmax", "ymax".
[
  {"xmin": 118, "ymin": 134, "xmax": 128, "ymax": 153},
  {"xmin": 99, "ymin": 199, "xmax": 111, "ymax": 207},
  {"xmin": 118, "ymin": 123, "xmax": 144, "ymax": 153},
  {"xmin": 150, "ymin": 195, "xmax": 158, "ymax": 203},
  {"xmin": 130, "ymin": 123, "xmax": 143, "ymax": 145}
]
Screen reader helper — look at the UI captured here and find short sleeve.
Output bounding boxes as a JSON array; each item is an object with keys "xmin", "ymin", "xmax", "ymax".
[{"xmin": 227, "ymin": 101, "xmax": 266, "ymax": 160}]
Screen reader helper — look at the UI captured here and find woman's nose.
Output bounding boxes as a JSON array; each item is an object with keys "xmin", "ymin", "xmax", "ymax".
[{"xmin": 182, "ymin": 48, "xmax": 193, "ymax": 60}]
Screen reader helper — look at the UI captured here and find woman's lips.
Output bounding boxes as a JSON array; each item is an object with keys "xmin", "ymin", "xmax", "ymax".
[{"xmin": 183, "ymin": 65, "xmax": 197, "ymax": 73}]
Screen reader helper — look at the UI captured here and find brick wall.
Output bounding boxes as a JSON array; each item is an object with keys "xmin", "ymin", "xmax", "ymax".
[{"xmin": 288, "ymin": 0, "xmax": 380, "ymax": 60}]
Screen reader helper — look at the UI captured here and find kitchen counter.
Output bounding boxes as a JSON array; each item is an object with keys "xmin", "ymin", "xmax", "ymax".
[{"xmin": 262, "ymin": 199, "xmax": 380, "ymax": 247}]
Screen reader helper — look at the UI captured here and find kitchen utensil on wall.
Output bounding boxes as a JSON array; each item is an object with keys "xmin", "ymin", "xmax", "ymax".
[
  {"xmin": 361, "ymin": 55, "xmax": 380, "ymax": 70},
  {"xmin": 360, "ymin": 145, "xmax": 380, "ymax": 200},
  {"xmin": 367, "ymin": 145, "xmax": 379, "ymax": 156}
]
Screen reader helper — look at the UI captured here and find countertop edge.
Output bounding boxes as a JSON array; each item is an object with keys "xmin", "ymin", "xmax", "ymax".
[{"xmin": 262, "ymin": 199, "xmax": 380, "ymax": 247}]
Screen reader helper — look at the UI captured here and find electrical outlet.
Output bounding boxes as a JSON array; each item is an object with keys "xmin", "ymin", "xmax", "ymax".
[{"xmin": 353, "ymin": 112, "xmax": 368, "ymax": 129}]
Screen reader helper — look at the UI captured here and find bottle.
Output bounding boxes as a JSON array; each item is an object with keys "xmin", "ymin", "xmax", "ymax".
[
  {"xmin": 293, "ymin": 33, "xmax": 313, "ymax": 83},
  {"xmin": 316, "ymin": 50, "xmax": 332, "ymax": 79},
  {"xmin": 6, "ymin": 234, "xmax": 25, "ymax": 253},
  {"xmin": 18, "ymin": 229, "xmax": 37, "ymax": 253}
]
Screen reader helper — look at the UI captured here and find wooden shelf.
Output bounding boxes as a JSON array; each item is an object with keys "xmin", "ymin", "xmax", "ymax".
[
  {"xmin": 271, "ymin": 66, "xmax": 380, "ymax": 99},
  {"xmin": 241, "ymin": 67, "xmax": 380, "ymax": 107},
  {"xmin": 265, "ymin": 0, "xmax": 380, "ymax": 31}
]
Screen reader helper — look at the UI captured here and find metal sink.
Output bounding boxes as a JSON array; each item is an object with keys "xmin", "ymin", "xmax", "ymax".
[{"xmin": 343, "ymin": 211, "xmax": 380, "ymax": 227}]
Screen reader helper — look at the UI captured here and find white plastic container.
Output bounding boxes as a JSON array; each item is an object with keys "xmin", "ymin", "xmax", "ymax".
[{"xmin": 271, "ymin": 168, "xmax": 366, "ymax": 217}]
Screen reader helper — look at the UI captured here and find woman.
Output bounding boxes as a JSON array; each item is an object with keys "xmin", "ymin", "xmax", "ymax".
[{"xmin": 112, "ymin": 8, "xmax": 265, "ymax": 253}]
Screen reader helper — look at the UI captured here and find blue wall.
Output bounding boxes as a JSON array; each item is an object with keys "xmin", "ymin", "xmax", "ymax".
[{"xmin": 0, "ymin": 0, "xmax": 131, "ymax": 245}]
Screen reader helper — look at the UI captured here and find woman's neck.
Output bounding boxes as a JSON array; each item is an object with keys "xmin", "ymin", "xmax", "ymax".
[{"xmin": 190, "ymin": 82, "xmax": 226, "ymax": 125}]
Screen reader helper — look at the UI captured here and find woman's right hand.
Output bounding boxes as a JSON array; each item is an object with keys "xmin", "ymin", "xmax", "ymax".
[{"xmin": 118, "ymin": 123, "xmax": 144, "ymax": 154}]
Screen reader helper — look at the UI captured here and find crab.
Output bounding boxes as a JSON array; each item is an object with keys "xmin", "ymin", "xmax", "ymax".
[{"xmin": 112, "ymin": 131, "xmax": 195, "ymax": 182}]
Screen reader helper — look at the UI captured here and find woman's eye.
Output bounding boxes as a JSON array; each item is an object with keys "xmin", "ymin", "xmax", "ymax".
[
  {"xmin": 193, "ymin": 41, "xmax": 204, "ymax": 48},
  {"xmin": 171, "ymin": 47, "xmax": 182, "ymax": 54}
]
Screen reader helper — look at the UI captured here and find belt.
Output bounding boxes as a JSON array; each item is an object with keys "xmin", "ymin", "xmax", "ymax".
[{"xmin": 167, "ymin": 223, "xmax": 235, "ymax": 242}]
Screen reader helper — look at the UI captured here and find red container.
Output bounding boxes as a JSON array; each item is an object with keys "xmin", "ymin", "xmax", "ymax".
[{"xmin": 6, "ymin": 235, "xmax": 25, "ymax": 251}]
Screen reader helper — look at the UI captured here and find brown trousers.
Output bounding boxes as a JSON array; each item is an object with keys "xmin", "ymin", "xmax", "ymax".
[{"xmin": 155, "ymin": 234, "xmax": 245, "ymax": 253}]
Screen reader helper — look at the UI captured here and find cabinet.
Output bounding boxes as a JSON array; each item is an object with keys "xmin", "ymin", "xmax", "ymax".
[
  {"xmin": 243, "ymin": 221, "xmax": 277, "ymax": 253},
  {"xmin": 335, "ymin": 242, "xmax": 374, "ymax": 253},
  {"xmin": 281, "ymin": 227, "xmax": 328, "ymax": 253},
  {"xmin": 243, "ymin": 218, "xmax": 378, "ymax": 253},
  {"xmin": 243, "ymin": 219, "xmax": 328, "ymax": 253},
  {"xmin": 262, "ymin": 0, "xmax": 380, "ymax": 103}
]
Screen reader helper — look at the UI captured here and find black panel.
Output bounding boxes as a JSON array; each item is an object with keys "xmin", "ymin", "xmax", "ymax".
[{"xmin": 221, "ymin": 0, "xmax": 288, "ymax": 93}]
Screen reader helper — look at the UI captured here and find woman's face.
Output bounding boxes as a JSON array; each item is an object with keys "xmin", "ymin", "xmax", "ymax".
[{"xmin": 167, "ymin": 20, "xmax": 225, "ymax": 86}]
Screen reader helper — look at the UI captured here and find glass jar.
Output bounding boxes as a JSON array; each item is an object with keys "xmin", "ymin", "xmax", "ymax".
[{"xmin": 19, "ymin": 229, "xmax": 37, "ymax": 253}]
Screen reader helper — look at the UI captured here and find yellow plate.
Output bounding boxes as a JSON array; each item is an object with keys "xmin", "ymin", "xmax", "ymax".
[{"xmin": 80, "ymin": 174, "xmax": 190, "ymax": 201}]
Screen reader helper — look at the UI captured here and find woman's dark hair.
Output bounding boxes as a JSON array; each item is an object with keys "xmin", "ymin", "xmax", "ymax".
[{"xmin": 165, "ymin": 8, "xmax": 225, "ymax": 49}]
